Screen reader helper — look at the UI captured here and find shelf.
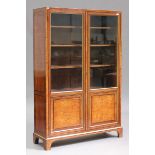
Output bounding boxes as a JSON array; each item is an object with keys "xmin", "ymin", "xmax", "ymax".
[
  {"xmin": 90, "ymin": 64, "xmax": 114, "ymax": 68},
  {"xmin": 51, "ymin": 26, "xmax": 113, "ymax": 29},
  {"xmin": 51, "ymin": 25, "xmax": 82, "ymax": 29},
  {"xmin": 105, "ymin": 72, "xmax": 116, "ymax": 76},
  {"xmin": 51, "ymin": 64, "xmax": 114, "ymax": 69},
  {"xmin": 51, "ymin": 44, "xmax": 82, "ymax": 47},
  {"xmin": 90, "ymin": 44, "xmax": 115, "ymax": 47},
  {"xmin": 90, "ymin": 86, "xmax": 117, "ymax": 90},
  {"xmin": 90, "ymin": 26, "xmax": 113, "ymax": 29},
  {"xmin": 51, "ymin": 88, "xmax": 82, "ymax": 93},
  {"xmin": 51, "ymin": 65, "xmax": 82, "ymax": 69}
]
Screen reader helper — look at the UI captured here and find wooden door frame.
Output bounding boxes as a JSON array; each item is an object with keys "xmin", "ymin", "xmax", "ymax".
[
  {"xmin": 47, "ymin": 8, "xmax": 86, "ymax": 137},
  {"xmin": 86, "ymin": 10, "xmax": 122, "ymax": 130}
]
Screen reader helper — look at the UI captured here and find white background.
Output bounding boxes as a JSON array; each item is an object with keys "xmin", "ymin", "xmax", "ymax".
[
  {"xmin": 26, "ymin": 1, "xmax": 129, "ymax": 155},
  {"xmin": 0, "ymin": 0, "xmax": 155, "ymax": 155}
]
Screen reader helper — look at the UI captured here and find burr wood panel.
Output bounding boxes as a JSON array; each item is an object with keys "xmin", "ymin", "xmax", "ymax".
[
  {"xmin": 91, "ymin": 93, "xmax": 116, "ymax": 124},
  {"xmin": 53, "ymin": 97, "xmax": 82, "ymax": 129}
]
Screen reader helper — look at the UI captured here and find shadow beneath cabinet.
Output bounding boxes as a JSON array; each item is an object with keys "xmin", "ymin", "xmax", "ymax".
[
  {"xmin": 26, "ymin": 102, "xmax": 118, "ymax": 150},
  {"xmin": 28, "ymin": 129, "xmax": 117, "ymax": 150},
  {"xmin": 52, "ymin": 132, "xmax": 117, "ymax": 148}
]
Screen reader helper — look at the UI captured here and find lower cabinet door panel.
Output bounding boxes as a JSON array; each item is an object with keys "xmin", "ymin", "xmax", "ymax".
[
  {"xmin": 54, "ymin": 97, "xmax": 81, "ymax": 129},
  {"xmin": 92, "ymin": 94, "xmax": 115, "ymax": 123},
  {"xmin": 50, "ymin": 90, "xmax": 118, "ymax": 136},
  {"xmin": 89, "ymin": 90, "xmax": 118, "ymax": 129},
  {"xmin": 50, "ymin": 94, "xmax": 84, "ymax": 134}
]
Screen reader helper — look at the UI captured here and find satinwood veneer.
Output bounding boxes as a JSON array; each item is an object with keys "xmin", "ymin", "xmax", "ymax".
[{"xmin": 33, "ymin": 7, "xmax": 122, "ymax": 150}]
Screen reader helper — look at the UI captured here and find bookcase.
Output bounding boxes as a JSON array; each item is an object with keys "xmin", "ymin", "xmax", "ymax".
[{"xmin": 33, "ymin": 7, "xmax": 122, "ymax": 150}]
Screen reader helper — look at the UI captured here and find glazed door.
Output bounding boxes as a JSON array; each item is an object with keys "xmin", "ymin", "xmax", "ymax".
[
  {"xmin": 48, "ymin": 9, "xmax": 86, "ymax": 135},
  {"xmin": 87, "ymin": 11, "xmax": 121, "ymax": 130}
]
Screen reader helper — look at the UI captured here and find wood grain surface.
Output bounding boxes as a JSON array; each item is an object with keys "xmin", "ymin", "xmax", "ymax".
[
  {"xmin": 91, "ymin": 94, "xmax": 115, "ymax": 124},
  {"xmin": 53, "ymin": 97, "xmax": 81, "ymax": 129},
  {"xmin": 33, "ymin": 7, "xmax": 122, "ymax": 150}
]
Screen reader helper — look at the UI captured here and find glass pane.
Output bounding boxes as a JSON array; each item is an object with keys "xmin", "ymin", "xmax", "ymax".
[
  {"xmin": 90, "ymin": 15, "xmax": 118, "ymax": 89},
  {"xmin": 51, "ymin": 14, "xmax": 82, "ymax": 26},
  {"xmin": 90, "ymin": 16, "xmax": 117, "ymax": 45},
  {"xmin": 51, "ymin": 28, "xmax": 82, "ymax": 45},
  {"xmin": 90, "ymin": 67, "xmax": 116, "ymax": 88},
  {"xmin": 90, "ymin": 46, "xmax": 116, "ymax": 65},
  {"xmin": 51, "ymin": 13, "xmax": 83, "ymax": 92},
  {"xmin": 51, "ymin": 68, "xmax": 82, "ymax": 91},
  {"xmin": 51, "ymin": 47, "xmax": 82, "ymax": 66}
]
